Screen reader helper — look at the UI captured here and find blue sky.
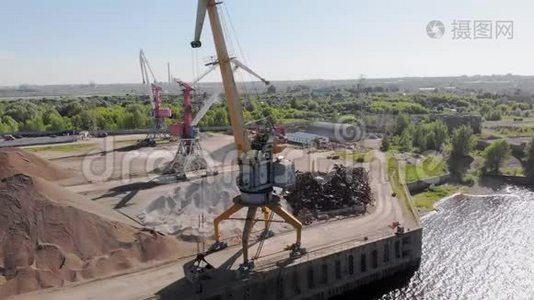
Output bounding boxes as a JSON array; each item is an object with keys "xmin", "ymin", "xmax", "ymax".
[{"xmin": 1, "ymin": 0, "xmax": 533, "ymax": 85}]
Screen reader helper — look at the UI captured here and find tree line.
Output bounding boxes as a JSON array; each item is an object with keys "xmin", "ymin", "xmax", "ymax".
[{"xmin": 383, "ymin": 113, "xmax": 534, "ymax": 181}]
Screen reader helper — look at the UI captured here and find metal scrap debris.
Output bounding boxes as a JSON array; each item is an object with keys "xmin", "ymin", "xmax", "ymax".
[{"xmin": 286, "ymin": 164, "xmax": 372, "ymax": 224}]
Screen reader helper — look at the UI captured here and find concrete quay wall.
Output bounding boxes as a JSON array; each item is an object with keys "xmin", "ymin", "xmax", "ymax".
[{"xmin": 197, "ymin": 228, "xmax": 422, "ymax": 300}]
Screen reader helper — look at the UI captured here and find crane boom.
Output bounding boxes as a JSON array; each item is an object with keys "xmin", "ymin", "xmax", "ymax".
[
  {"xmin": 139, "ymin": 49, "xmax": 157, "ymax": 84},
  {"xmin": 191, "ymin": 93, "xmax": 219, "ymax": 126},
  {"xmin": 192, "ymin": 0, "xmax": 209, "ymax": 48},
  {"xmin": 231, "ymin": 59, "xmax": 270, "ymax": 85},
  {"xmin": 191, "ymin": 60, "xmax": 270, "ymax": 127},
  {"xmin": 202, "ymin": 0, "xmax": 249, "ymax": 152},
  {"xmin": 190, "ymin": 63, "xmax": 218, "ymax": 86}
]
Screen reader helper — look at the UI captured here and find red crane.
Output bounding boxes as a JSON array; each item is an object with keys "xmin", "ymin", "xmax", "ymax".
[
  {"xmin": 139, "ymin": 49, "xmax": 171, "ymax": 145},
  {"xmin": 173, "ymin": 80, "xmax": 195, "ymax": 140},
  {"xmin": 167, "ymin": 58, "xmax": 271, "ymax": 180}
]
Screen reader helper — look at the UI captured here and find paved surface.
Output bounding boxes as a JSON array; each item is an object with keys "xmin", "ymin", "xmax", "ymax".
[
  {"xmin": 0, "ymin": 136, "xmax": 78, "ymax": 148},
  {"xmin": 10, "ymin": 150, "xmax": 420, "ymax": 300}
]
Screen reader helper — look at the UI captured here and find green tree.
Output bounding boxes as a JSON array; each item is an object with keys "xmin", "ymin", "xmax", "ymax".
[
  {"xmin": 120, "ymin": 104, "xmax": 149, "ymax": 129},
  {"xmin": 47, "ymin": 114, "xmax": 69, "ymax": 131},
  {"xmin": 22, "ymin": 116, "xmax": 46, "ymax": 131},
  {"xmin": 394, "ymin": 113, "xmax": 411, "ymax": 136},
  {"xmin": 122, "ymin": 110, "xmax": 147, "ymax": 129},
  {"xmin": 1, "ymin": 116, "xmax": 19, "ymax": 132},
  {"xmin": 380, "ymin": 134, "xmax": 391, "ymax": 151},
  {"xmin": 432, "ymin": 121, "xmax": 448, "ymax": 151},
  {"xmin": 451, "ymin": 125, "xmax": 475, "ymax": 158},
  {"xmin": 485, "ymin": 110, "xmax": 502, "ymax": 121},
  {"xmin": 425, "ymin": 131, "xmax": 437, "ymax": 150},
  {"xmin": 399, "ymin": 129, "xmax": 413, "ymax": 152},
  {"xmin": 43, "ymin": 108, "xmax": 69, "ymax": 131},
  {"xmin": 73, "ymin": 111, "xmax": 98, "ymax": 131},
  {"xmin": 58, "ymin": 102, "xmax": 83, "ymax": 117},
  {"xmin": 412, "ymin": 121, "xmax": 448, "ymax": 152},
  {"xmin": 524, "ymin": 137, "xmax": 534, "ymax": 178},
  {"xmin": 4, "ymin": 102, "xmax": 39, "ymax": 123},
  {"xmin": 213, "ymin": 107, "xmax": 229, "ymax": 126},
  {"xmin": 483, "ymin": 140, "xmax": 511, "ymax": 174},
  {"xmin": 413, "ymin": 125, "xmax": 429, "ymax": 150}
]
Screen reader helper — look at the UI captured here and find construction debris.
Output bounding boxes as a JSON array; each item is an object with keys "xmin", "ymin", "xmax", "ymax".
[{"xmin": 286, "ymin": 164, "xmax": 372, "ymax": 224}]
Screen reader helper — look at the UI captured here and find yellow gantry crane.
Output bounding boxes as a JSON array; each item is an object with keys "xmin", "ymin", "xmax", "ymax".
[{"xmin": 191, "ymin": 0, "xmax": 305, "ymax": 272}]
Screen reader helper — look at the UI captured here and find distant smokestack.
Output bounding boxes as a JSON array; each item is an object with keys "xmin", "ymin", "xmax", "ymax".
[{"xmin": 167, "ymin": 62, "xmax": 171, "ymax": 85}]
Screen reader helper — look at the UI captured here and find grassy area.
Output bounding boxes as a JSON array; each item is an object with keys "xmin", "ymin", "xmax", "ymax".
[
  {"xmin": 501, "ymin": 115, "xmax": 534, "ymax": 121},
  {"xmin": 412, "ymin": 185, "xmax": 460, "ymax": 212},
  {"xmin": 495, "ymin": 126, "xmax": 534, "ymax": 137},
  {"xmin": 386, "ymin": 150, "xmax": 420, "ymax": 221},
  {"xmin": 404, "ymin": 155, "xmax": 447, "ymax": 183},
  {"xmin": 27, "ymin": 143, "xmax": 98, "ymax": 153},
  {"xmin": 279, "ymin": 118, "xmax": 309, "ymax": 125},
  {"xmin": 502, "ymin": 167, "xmax": 525, "ymax": 176},
  {"xmin": 337, "ymin": 150, "xmax": 374, "ymax": 162}
]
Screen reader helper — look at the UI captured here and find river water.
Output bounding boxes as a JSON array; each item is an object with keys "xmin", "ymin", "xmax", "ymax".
[{"xmin": 370, "ymin": 186, "xmax": 534, "ymax": 299}]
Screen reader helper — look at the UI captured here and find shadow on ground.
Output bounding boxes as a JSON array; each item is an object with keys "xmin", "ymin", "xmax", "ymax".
[{"xmin": 156, "ymin": 241, "xmax": 261, "ymax": 299}]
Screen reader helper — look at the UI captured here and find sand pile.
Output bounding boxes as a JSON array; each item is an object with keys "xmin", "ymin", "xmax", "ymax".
[
  {"xmin": 0, "ymin": 174, "xmax": 182, "ymax": 298},
  {"xmin": 138, "ymin": 176, "xmax": 293, "ymax": 241},
  {"xmin": 0, "ymin": 148, "xmax": 70, "ymax": 181}
]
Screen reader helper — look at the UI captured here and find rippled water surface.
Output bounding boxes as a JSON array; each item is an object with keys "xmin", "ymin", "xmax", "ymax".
[{"xmin": 378, "ymin": 186, "xmax": 534, "ymax": 299}]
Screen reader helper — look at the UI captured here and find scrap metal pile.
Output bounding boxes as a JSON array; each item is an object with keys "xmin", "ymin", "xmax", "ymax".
[{"xmin": 286, "ymin": 164, "xmax": 372, "ymax": 223}]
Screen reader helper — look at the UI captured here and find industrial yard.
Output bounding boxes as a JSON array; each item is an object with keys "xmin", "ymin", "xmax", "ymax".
[
  {"xmin": 5, "ymin": 0, "xmax": 534, "ymax": 299},
  {"xmin": 1, "ymin": 131, "xmax": 420, "ymax": 299}
]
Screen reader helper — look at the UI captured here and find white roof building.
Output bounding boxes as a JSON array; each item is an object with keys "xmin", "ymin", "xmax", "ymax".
[{"xmin": 286, "ymin": 132, "xmax": 329, "ymax": 145}]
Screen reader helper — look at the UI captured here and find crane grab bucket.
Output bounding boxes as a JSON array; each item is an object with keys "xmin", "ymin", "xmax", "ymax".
[{"xmin": 192, "ymin": 0, "xmax": 209, "ymax": 48}]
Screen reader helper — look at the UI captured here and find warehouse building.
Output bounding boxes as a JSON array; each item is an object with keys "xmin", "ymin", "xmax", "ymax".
[
  {"xmin": 286, "ymin": 132, "xmax": 329, "ymax": 146},
  {"xmin": 305, "ymin": 121, "xmax": 364, "ymax": 143}
]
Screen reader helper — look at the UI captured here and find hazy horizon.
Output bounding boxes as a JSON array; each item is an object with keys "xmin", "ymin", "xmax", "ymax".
[
  {"xmin": 2, "ymin": 0, "xmax": 533, "ymax": 86},
  {"xmin": 1, "ymin": 72, "xmax": 532, "ymax": 88}
]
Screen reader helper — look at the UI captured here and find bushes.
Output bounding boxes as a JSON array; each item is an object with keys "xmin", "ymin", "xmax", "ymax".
[
  {"xmin": 380, "ymin": 135, "xmax": 391, "ymax": 151},
  {"xmin": 483, "ymin": 140, "xmax": 511, "ymax": 174},
  {"xmin": 484, "ymin": 110, "xmax": 502, "ymax": 121},
  {"xmin": 412, "ymin": 121, "xmax": 448, "ymax": 152},
  {"xmin": 524, "ymin": 137, "xmax": 534, "ymax": 178},
  {"xmin": 450, "ymin": 125, "xmax": 475, "ymax": 158},
  {"xmin": 0, "ymin": 116, "xmax": 19, "ymax": 133}
]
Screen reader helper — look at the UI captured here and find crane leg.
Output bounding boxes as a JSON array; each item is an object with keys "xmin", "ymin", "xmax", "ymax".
[
  {"xmin": 259, "ymin": 206, "xmax": 274, "ymax": 239},
  {"xmin": 241, "ymin": 206, "xmax": 258, "ymax": 265},
  {"xmin": 262, "ymin": 206, "xmax": 270, "ymax": 227},
  {"xmin": 268, "ymin": 204, "xmax": 306, "ymax": 258},
  {"xmin": 209, "ymin": 202, "xmax": 243, "ymax": 252}
]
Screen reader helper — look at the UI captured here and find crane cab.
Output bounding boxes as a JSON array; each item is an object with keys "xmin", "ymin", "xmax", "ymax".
[{"xmin": 273, "ymin": 157, "xmax": 296, "ymax": 189}]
